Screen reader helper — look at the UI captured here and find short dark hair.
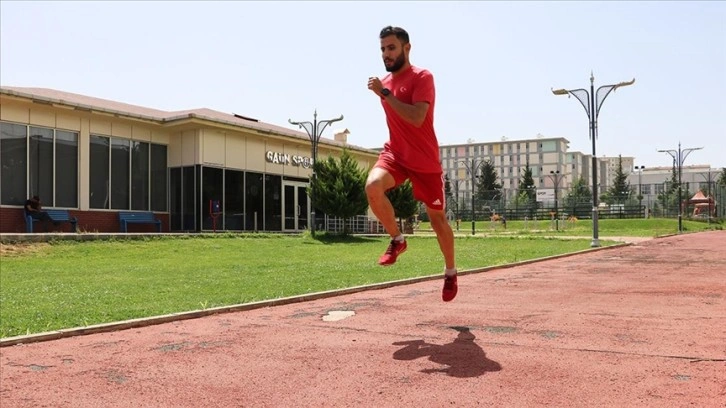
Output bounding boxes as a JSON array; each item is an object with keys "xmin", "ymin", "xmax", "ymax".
[{"xmin": 379, "ymin": 26, "xmax": 409, "ymax": 44}]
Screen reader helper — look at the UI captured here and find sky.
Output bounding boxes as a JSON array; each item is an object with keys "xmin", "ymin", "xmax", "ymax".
[{"xmin": 1, "ymin": 1, "xmax": 724, "ymax": 170}]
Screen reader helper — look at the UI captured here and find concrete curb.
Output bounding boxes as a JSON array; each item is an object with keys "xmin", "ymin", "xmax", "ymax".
[{"xmin": 0, "ymin": 242, "xmax": 631, "ymax": 348}]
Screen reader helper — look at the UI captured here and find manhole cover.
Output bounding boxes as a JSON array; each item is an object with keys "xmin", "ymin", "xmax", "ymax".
[{"xmin": 323, "ymin": 310, "xmax": 355, "ymax": 322}]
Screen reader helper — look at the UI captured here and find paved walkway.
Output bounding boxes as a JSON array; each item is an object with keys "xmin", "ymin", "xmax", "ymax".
[{"xmin": 1, "ymin": 231, "xmax": 725, "ymax": 407}]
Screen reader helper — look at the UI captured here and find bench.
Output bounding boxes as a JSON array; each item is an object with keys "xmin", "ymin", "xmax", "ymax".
[
  {"xmin": 26, "ymin": 209, "xmax": 78, "ymax": 233},
  {"xmin": 118, "ymin": 211, "xmax": 162, "ymax": 233}
]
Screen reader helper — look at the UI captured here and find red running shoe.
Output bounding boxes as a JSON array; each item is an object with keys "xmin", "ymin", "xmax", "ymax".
[
  {"xmin": 378, "ymin": 239, "xmax": 407, "ymax": 266},
  {"xmin": 442, "ymin": 274, "xmax": 458, "ymax": 302}
]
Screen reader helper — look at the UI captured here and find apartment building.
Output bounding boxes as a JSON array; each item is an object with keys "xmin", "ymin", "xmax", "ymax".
[
  {"xmin": 439, "ymin": 136, "xmax": 572, "ymax": 204},
  {"xmin": 601, "ymin": 155, "xmax": 635, "ymax": 186},
  {"xmin": 626, "ymin": 164, "xmax": 718, "ymax": 208}
]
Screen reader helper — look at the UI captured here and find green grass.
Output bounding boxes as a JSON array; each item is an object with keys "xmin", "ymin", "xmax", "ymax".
[
  {"xmin": 422, "ymin": 217, "xmax": 721, "ymax": 237},
  {"xmin": 0, "ymin": 234, "xmax": 611, "ymax": 338}
]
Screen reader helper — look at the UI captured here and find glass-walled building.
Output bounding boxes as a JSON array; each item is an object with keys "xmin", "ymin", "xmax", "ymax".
[{"xmin": 0, "ymin": 86, "xmax": 378, "ymax": 233}]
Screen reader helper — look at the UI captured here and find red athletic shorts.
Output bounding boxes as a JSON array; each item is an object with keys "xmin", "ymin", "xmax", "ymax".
[{"xmin": 374, "ymin": 150, "xmax": 445, "ymax": 211}]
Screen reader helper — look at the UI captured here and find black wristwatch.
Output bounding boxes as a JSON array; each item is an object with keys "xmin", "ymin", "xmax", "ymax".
[{"xmin": 381, "ymin": 88, "xmax": 391, "ymax": 97}]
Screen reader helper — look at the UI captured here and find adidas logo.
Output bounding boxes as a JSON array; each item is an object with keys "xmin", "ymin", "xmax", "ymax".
[{"xmin": 432, "ymin": 199, "xmax": 442, "ymax": 206}]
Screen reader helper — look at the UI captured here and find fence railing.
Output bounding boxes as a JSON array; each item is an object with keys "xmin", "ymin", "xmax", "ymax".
[
  {"xmin": 442, "ymin": 185, "xmax": 725, "ymax": 222},
  {"xmin": 318, "ymin": 184, "xmax": 724, "ymax": 233},
  {"xmin": 324, "ymin": 215, "xmax": 386, "ymax": 234}
]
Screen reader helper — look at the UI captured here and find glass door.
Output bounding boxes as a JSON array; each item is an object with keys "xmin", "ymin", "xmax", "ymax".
[{"xmin": 283, "ymin": 182, "xmax": 309, "ymax": 231}]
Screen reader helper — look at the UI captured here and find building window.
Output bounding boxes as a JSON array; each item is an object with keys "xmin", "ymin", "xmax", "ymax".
[
  {"xmin": 131, "ymin": 141, "xmax": 149, "ymax": 211},
  {"xmin": 245, "ymin": 171, "xmax": 264, "ymax": 230},
  {"xmin": 55, "ymin": 130, "xmax": 78, "ymax": 208},
  {"xmin": 0, "ymin": 122, "xmax": 79, "ymax": 207},
  {"xmin": 150, "ymin": 144, "xmax": 167, "ymax": 212},
  {"xmin": 111, "ymin": 138, "xmax": 130, "ymax": 210},
  {"xmin": 90, "ymin": 134, "xmax": 167, "ymax": 211},
  {"xmin": 201, "ymin": 166, "xmax": 224, "ymax": 230},
  {"xmin": 29, "ymin": 127, "xmax": 54, "ymax": 206},
  {"xmin": 184, "ymin": 166, "xmax": 197, "ymax": 230},
  {"xmin": 90, "ymin": 135, "xmax": 110, "ymax": 209},
  {"xmin": 0, "ymin": 122, "xmax": 27, "ymax": 205},
  {"xmin": 264, "ymin": 174, "xmax": 282, "ymax": 231},
  {"xmin": 169, "ymin": 167, "xmax": 181, "ymax": 230},
  {"xmin": 224, "ymin": 169, "xmax": 245, "ymax": 230}
]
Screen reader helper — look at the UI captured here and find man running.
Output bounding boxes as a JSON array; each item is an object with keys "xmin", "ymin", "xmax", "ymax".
[{"xmin": 366, "ymin": 25, "xmax": 458, "ymax": 302}]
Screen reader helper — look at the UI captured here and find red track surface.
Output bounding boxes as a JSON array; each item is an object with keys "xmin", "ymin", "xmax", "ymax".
[{"xmin": 2, "ymin": 231, "xmax": 725, "ymax": 407}]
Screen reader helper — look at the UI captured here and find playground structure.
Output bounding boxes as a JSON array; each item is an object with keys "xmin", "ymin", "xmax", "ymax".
[{"xmin": 688, "ymin": 190, "xmax": 717, "ymax": 218}]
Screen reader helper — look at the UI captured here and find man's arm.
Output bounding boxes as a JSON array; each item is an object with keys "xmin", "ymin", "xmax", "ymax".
[
  {"xmin": 367, "ymin": 74, "xmax": 433, "ymax": 128},
  {"xmin": 383, "ymin": 96, "xmax": 429, "ymax": 128}
]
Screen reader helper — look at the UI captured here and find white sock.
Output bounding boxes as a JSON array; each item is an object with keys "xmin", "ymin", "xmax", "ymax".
[
  {"xmin": 445, "ymin": 267, "xmax": 457, "ymax": 277},
  {"xmin": 393, "ymin": 234, "xmax": 405, "ymax": 243}
]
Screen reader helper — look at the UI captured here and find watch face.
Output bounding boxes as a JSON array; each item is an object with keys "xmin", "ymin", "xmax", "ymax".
[{"xmin": 382, "ymin": 88, "xmax": 391, "ymax": 96}]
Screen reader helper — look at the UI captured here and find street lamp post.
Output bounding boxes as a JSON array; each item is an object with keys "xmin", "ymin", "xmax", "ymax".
[
  {"xmin": 452, "ymin": 177, "xmax": 465, "ymax": 227},
  {"xmin": 288, "ymin": 110, "xmax": 344, "ymax": 234},
  {"xmin": 445, "ymin": 174, "xmax": 465, "ymax": 230},
  {"xmin": 634, "ymin": 165, "xmax": 645, "ymax": 215},
  {"xmin": 657, "ymin": 142, "xmax": 703, "ymax": 233},
  {"xmin": 552, "ymin": 72, "xmax": 635, "ymax": 247},
  {"xmin": 548, "ymin": 170, "xmax": 566, "ymax": 231},
  {"xmin": 459, "ymin": 158, "xmax": 485, "ymax": 235}
]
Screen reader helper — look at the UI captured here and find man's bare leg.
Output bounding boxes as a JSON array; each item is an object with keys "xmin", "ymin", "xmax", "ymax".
[
  {"xmin": 365, "ymin": 167, "xmax": 400, "ymax": 237},
  {"xmin": 427, "ymin": 207, "xmax": 456, "ymax": 269},
  {"xmin": 366, "ymin": 167, "xmax": 409, "ymax": 265},
  {"xmin": 428, "ymin": 206, "xmax": 458, "ymax": 301}
]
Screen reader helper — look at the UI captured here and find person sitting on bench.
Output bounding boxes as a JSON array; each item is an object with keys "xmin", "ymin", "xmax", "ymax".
[{"xmin": 25, "ymin": 195, "xmax": 54, "ymax": 232}]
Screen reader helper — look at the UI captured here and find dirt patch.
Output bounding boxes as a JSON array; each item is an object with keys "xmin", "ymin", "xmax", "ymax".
[{"xmin": 0, "ymin": 242, "xmax": 51, "ymax": 257}]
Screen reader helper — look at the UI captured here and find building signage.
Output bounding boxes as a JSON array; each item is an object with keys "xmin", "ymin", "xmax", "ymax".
[
  {"xmin": 536, "ymin": 189, "xmax": 555, "ymax": 202},
  {"xmin": 265, "ymin": 151, "xmax": 313, "ymax": 168}
]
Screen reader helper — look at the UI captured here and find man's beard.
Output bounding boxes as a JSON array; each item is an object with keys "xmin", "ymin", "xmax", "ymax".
[{"xmin": 384, "ymin": 53, "xmax": 406, "ymax": 73}]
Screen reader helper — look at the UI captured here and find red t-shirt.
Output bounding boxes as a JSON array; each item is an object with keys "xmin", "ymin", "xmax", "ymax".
[{"xmin": 380, "ymin": 65, "xmax": 442, "ymax": 174}]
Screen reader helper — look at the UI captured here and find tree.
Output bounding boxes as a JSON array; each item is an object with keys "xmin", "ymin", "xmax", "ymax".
[
  {"xmin": 385, "ymin": 179, "xmax": 418, "ymax": 233},
  {"xmin": 666, "ymin": 161, "xmax": 679, "ymax": 196},
  {"xmin": 444, "ymin": 174, "xmax": 454, "ymax": 212},
  {"xmin": 564, "ymin": 177, "xmax": 592, "ymax": 216},
  {"xmin": 657, "ymin": 162, "xmax": 680, "ymax": 216},
  {"xmin": 718, "ymin": 168, "xmax": 726, "ymax": 187},
  {"xmin": 519, "ymin": 163, "xmax": 537, "ymax": 214},
  {"xmin": 519, "ymin": 164, "xmax": 536, "ymax": 196},
  {"xmin": 444, "ymin": 174, "xmax": 452, "ymax": 198},
  {"xmin": 444, "ymin": 174, "xmax": 461, "ymax": 218},
  {"xmin": 507, "ymin": 190, "xmax": 533, "ymax": 214},
  {"xmin": 308, "ymin": 149, "xmax": 369, "ymax": 235},
  {"xmin": 605, "ymin": 155, "xmax": 631, "ymax": 204},
  {"xmin": 475, "ymin": 160, "xmax": 502, "ymax": 202}
]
